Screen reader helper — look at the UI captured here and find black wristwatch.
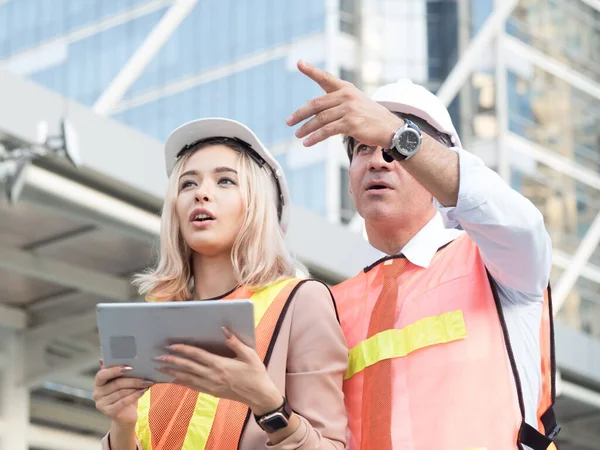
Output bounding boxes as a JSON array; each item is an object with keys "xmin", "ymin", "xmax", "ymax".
[
  {"xmin": 382, "ymin": 118, "xmax": 423, "ymax": 162},
  {"xmin": 254, "ymin": 397, "xmax": 292, "ymax": 433}
]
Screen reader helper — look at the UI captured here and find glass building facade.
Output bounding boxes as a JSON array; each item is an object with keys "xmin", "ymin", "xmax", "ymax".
[
  {"xmin": 0, "ymin": 0, "xmax": 330, "ymax": 216},
  {"xmin": 465, "ymin": 0, "xmax": 600, "ymax": 338}
]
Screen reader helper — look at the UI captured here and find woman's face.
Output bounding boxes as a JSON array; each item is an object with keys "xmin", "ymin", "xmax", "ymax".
[{"xmin": 176, "ymin": 145, "xmax": 245, "ymax": 257}]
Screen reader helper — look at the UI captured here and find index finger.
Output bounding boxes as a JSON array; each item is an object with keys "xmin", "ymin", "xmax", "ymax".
[
  {"xmin": 95, "ymin": 365, "xmax": 132, "ymax": 386},
  {"xmin": 297, "ymin": 60, "xmax": 346, "ymax": 94}
]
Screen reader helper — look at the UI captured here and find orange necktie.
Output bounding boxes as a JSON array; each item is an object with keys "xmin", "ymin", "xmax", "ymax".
[{"xmin": 361, "ymin": 257, "xmax": 408, "ymax": 450}]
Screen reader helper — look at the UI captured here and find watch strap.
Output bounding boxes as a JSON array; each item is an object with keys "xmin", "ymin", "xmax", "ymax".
[{"xmin": 254, "ymin": 396, "xmax": 292, "ymax": 429}]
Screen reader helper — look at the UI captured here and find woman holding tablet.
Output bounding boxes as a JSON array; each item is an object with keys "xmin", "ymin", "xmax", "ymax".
[{"xmin": 94, "ymin": 118, "xmax": 348, "ymax": 450}]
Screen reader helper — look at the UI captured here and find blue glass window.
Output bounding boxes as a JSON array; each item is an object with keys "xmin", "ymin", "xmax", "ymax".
[
  {"xmin": 0, "ymin": 0, "xmax": 155, "ymax": 58},
  {"xmin": 125, "ymin": 0, "xmax": 326, "ymax": 99},
  {"xmin": 507, "ymin": 71, "xmax": 533, "ymax": 138},
  {"xmin": 470, "ymin": 0, "xmax": 493, "ymax": 37},
  {"xmin": 29, "ymin": 8, "xmax": 166, "ymax": 106}
]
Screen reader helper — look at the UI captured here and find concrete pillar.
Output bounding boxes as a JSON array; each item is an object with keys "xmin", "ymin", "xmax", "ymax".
[{"xmin": 0, "ymin": 330, "xmax": 29, "ymax": 450}]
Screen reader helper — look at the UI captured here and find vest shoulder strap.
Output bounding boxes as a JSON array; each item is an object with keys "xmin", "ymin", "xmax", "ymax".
[
  {"xmin": 487, "ymin": 270, "xmax": 561, "ymax": 449},
  {"xmin": 205, "ymin": 277, "xmax": 316, "ymax": 450}
]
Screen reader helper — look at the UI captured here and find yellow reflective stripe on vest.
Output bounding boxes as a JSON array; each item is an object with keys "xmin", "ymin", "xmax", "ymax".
[
  {"xmin": 345, "ymin": 310, "xmax": 467, "ymax": 380},
  {"xmin": 250, "ymin": 278, "xmax": 294, "ymax": 327},
  {"xmin": 135, "ymin": 389, "xmax": 151, "ymax": 446},
  {"xmin": 182, "ymin": 394, "xmax": 220, "ymax": 450}
]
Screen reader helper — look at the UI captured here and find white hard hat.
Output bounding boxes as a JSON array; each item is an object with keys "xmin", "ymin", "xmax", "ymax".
[
  {"xmin": 164, "ymin": 118, "xmax": 291, "ymax": 233},
  {"xmin": 372, "ymin": 79, "xmax": 462, "ymax": 148}
]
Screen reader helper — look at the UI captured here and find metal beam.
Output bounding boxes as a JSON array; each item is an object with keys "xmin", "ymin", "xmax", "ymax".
[
  {"xmin": 27, "ymin": 290, "xmax": 84, "ymax": 313},
  {"xmin": 22, "ymin": 225, "xmax": 96, "ymax": 252},
  {"xmin": 26, "ymin": 310, "xmax": 97, "ymax": 343},
  {"xmin": 580, "ymin": 0, "xmax": 600, "ymax": 12},
  {"xmin": 552, "ymin": 210, "xmax": 600, "ymax": 314},
  {"xmin": 23, "ymin": 165, "xmax": 161, "ymax": 240},
  {"xmin": 560, "ymin": 379, "xmax": 600, "ymax": 409},
  {"xmin": 503, "ymin": 34, "xmax": 600, "ymax": 101},
  {"xmin": 0, "ymin": 245, "xmax": 133, "ymax": 300},
  {"xmin": 0, "ymin": 304, "xmax": 27, "ymax": 330},
  {"xmin": 28, "ymin": 424, "xmax": 100, "ymax": 450},
  {"xmin": 553, "ymin": 249, "xmax": 600, "ymax": 286},
  {"xmin": 506, "ymin": 132, "xmax": 600, "ymax": 192},
  {"xmin": 437, "ymin": 0, "xmax": 519, "ymax": 106},
  {"xmin": 30, "ymin": 397, "xmax": 109, "ymax": 436},
  {"xmin": 93, "ymin": 0, "xmax": 199, "ymax": 115},
  {"xmin": 25, "ymin": 352, "xmax": 100, "ymax": 389},
  {"xmin": 47, "ymin": 373, "xmax": 96, "ymax": 393}
]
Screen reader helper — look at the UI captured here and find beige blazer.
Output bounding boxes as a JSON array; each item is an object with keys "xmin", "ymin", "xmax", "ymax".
[{"xmin": 101, "ymin": 280, "xmax": 348, "ymax": 449}]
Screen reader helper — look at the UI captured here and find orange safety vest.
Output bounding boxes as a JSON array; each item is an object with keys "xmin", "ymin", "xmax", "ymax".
[
  {"xmin": 332, "ymin": 234, "xmax": 560, "ymax": 450},
  {"xmin": 134, "ymin": 277, "xmax": 306, "ymax": 450}
]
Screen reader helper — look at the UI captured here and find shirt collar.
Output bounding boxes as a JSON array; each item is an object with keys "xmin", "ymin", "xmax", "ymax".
[{"xmin": 399, "ymin": 213, "xmax": 463, "ymax": 268}]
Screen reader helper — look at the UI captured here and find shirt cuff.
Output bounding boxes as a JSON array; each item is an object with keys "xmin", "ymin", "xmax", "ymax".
[
  {"xmin": 433, "ymin": 146, "xmax": 489, "ymax": 229},
  {"xmin": 101, "ymin": 432, "xmax": 112, "ymax": 450}
]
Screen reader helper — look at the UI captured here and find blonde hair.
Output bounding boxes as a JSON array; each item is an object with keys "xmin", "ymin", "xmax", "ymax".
[{"xmin": 133, "ymin": 140, "xmax": 304, "ymax": 301}]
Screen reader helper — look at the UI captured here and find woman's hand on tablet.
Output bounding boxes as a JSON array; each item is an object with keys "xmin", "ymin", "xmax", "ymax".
[
  {"xmin": 93, "ymin": 361, "xmax": 154, "ymax": 426},
  {"xmin": 155, "ymin": 327, "xmax": 283, "ymax": 415}
]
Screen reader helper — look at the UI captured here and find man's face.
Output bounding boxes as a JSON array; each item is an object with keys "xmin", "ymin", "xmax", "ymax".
[{"xmin": 348, "ymin": 142, "xmax": 433, "ymax": 226}]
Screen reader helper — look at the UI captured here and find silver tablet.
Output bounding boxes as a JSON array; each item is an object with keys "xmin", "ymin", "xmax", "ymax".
[{"xmin": 96, "ymin": 300, "xmax": 255, "ymax": 383}]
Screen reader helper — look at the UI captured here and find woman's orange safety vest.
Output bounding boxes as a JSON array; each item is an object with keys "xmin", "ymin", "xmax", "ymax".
[
  {"xmin": 134, "ymin": 278, "xmax": 305, "ymax": 450},
  {"xmin": 332, "ymin": 234, "xmax": 560, "ymax": 450}
]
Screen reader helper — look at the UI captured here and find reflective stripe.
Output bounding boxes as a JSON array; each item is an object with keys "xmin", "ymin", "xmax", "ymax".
[
  {"xmin": 135, "ymin": 389, "xmax": 152, "ymax": 448},
  {"xmin": 181, "ymin": 394, "xmax": 220, "ymax": 450},
  {"xmin": 345, "ymin": 310, "xmax": 467, "ymax": 380},
  {"xmin": 250, "ymin": 278, "xmax": 293, "ymax": 327}
]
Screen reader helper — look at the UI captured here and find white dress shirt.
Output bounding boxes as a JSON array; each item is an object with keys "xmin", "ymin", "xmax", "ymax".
[{"xmin": 395, "ymin": 147, "xmax": 553, "ymax": 442}]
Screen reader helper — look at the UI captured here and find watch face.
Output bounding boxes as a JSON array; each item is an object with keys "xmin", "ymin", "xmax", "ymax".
[
  {"xmin": 260, "ymin": 413, "xmax": 289, "ymax": 432},
  {"xmin": 399, "ymin": 129, "xmax": 420, "ymax": 153}
]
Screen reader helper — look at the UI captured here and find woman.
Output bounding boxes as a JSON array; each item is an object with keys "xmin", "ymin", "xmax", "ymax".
[{"xmin": 93, "ymin": 118, "xmax": 348, "ymax": 450}]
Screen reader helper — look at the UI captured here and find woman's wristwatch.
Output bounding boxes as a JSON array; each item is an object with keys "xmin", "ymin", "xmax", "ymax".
[{"xmin": 254, "ymin": 397, "xmax": 292, "ymax": 433}]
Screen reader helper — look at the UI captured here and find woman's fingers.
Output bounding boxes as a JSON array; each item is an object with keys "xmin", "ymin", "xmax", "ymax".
[
  {"xmin": 98, "ymin": 388, "xmax": 142, "ymax": 408},
  {"xmin": 93, "ymin": 375, "xmax": 153, "ymax": 401},
  {"xmin": 101, "ymin": 389, "xmax": 148, "ymax": 416},
  {"xmin": 95, "ymin": 365, "xmax": 132, "ymax": 387}
]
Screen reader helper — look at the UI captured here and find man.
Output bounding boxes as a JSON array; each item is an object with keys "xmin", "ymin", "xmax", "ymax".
[{"xmin": 287, "ymin": 60, "xmax": 559, "ymax": 450}]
